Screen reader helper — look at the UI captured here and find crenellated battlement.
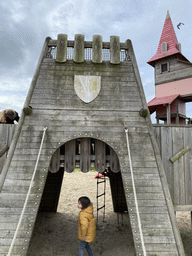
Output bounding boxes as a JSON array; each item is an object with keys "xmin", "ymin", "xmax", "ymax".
[{"xmin": 46, "ymin": 34, "xmax": 129, "ymax": 63}]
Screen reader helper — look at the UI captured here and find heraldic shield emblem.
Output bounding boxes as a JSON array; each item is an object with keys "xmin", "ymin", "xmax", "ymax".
[{"xmin": 74, "ymin": 75, "xmax": 101, "ymax": 103}]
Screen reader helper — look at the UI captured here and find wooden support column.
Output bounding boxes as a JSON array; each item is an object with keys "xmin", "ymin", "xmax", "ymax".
[
  {"xmin": 95, "ymin": 140, "xmax": 106, "ymax": 173},
  {"xmin": 49, "ymin": 148, "xmax": 60, "ymax": 173},
  {"xmin": 65, "ymin": 140, "xmax": 76, "ymax": 173},
  {"xmin": 167, "ymin": 103, "xmax": 171, "ymax": 124},
  {"xmin": 74, "ymin": 34, "xmax": 84, "ymax": 63},
  {"xmin": 110, "ymin": 148, "xmax": 120, "ymax": 173},
  {"xmin": 56, "ymin": 34, "xmax": 68, "ymax": 63},
  {"xmin": 92, "ymin": 35, "xmax": 102, "ymax": 63},
  {"xmin": 176, "ymin": 99, "xmax": 179, "ymax": 124},
  {"xmin": 80, "ymin": 138, "xmax": 91, "ymax": 173}
]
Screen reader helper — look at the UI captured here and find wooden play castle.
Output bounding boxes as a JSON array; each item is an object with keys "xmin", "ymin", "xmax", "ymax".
[
  {"xmin": 0, "ymin": 34, "xmax": 186, "ymax": 255},
  {"xmin": 148, "ymin": 11, "xmax": 192, "ymax": 124}
]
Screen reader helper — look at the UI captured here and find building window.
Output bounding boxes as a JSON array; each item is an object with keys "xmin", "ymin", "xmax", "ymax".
[
  {"xmin": 162, "ymin": 42, "xmax": 167, "ymax": 53},
  {"xmin": 161, "ymin": 62, "xmax": 169, "ymax": 73}
]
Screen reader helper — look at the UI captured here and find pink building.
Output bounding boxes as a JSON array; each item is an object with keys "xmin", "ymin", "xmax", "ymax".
[{"xmin": 147, "ymin": 11, "xmax": 192, "ymax": 124}]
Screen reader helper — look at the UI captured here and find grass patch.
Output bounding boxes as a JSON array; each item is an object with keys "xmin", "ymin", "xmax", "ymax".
[{"xmin": 74, "ymin": 167, "xmax": 97, "ymax": 172}]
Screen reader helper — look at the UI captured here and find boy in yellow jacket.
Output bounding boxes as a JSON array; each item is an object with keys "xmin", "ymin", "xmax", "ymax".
[{"xmin": 77, "ymin": 196, "xmax": 96, "ymax": 256}]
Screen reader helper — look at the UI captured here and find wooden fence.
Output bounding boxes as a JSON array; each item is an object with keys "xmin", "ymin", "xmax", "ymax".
[{"xmin": 153, "ymin": 124, "xmax": 192, "ymax": 211}]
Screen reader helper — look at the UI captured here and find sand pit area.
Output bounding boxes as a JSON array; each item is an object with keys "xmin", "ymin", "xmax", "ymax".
[{"xmin": 27, "ymin": 171, "xmax": 192, "ymax": 256}]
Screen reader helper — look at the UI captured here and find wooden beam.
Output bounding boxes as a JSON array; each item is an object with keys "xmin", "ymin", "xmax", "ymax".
[
  {"xmin": 167, "ymin": 104, "xmax": 171, "ymax": 124},
  {"xmin": 65, "ymin": 140, "xmax": 75, "ymax": 173},
  {"xmin": 80, "ymin": 138, "xmax": 91, "ymax": 173},
  {"xmin": 95, "ymin": 140, "xmax": 106, "ymax": 173},
  {"xmin": 49, "ymin": 148, "xmax": 60, "ymax": 173},
  {"xmin": 48, "ymin": 39, "xmax": 129, "ymax": 50},
  {"xmin": 0, "ymin": 144, "xmax": 8, "ymax": 158},
  {"xmin": 174, "ymin": 205, "xmax": 192, "ymax": 211},
  {"xmin": 170, "ymin": 145, "xmax": 191, "ymax": 163},
  {"xmin": 110, "ymin": 147, "xmax": 120, "ymax": 173}
]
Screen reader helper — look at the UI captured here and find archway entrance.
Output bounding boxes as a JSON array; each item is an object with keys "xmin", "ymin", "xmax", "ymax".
[
  {"xmin": 27, "ymin": 138, "xmax": 135, "ymax": 255},
  {"xmin": 38, "ymin": 138, "xmax": 128, "ymax": 214}
]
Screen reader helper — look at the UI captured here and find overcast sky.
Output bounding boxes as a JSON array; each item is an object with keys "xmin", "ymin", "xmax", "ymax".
[{"xmin": 1, "ymin": 0, "xmax": 192, "ymax": 122}]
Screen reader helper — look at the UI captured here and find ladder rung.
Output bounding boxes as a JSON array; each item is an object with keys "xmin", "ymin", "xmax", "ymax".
[
  {"xmin": 97, "ymin": 180, "xmax": 106, "ymax": 184},
  {"xmin": 97, "ymin": 192, "xmax": 105, "ymax": 198},
  {"xmin": 97, "ymin": 205, "xmax": 105, "ymax": 211}
]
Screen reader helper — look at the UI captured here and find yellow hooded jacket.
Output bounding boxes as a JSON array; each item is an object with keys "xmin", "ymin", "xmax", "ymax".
[{"xmin": 77, "ymin": 204, "xmax": 96, "ymax": 242}]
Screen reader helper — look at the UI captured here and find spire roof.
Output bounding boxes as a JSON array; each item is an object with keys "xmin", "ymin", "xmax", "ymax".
[
  {"xmin": 148, "ymin": 11, "xmax": 188, "ymax": 66},
  {"xmin": 166, "ymin": 10, "xmax": 170, "ymax": 19}
]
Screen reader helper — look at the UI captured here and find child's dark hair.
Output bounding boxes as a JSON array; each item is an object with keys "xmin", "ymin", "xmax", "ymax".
[{"xmin": 78, "ymin": 196, "xmax": 91, "ymax": 209}]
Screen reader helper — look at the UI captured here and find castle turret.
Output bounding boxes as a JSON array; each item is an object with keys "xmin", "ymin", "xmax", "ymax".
[{"xmin": 147, "ymin": 11, "xmax": 192, "ymax": 124}]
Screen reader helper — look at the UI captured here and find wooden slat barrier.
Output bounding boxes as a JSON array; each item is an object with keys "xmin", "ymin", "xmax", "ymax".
[
  {"xmin": 80, "ymin": 138, "xmax": 91, "ymax": 173},
  {"xmin": 95, "ymin": 139, "xmax": 106, "ymax": 173},
  {"xmin": 110, "ymin": 147, "xmax": 120, "ymax": 173},
  {"xmin": 49, "ymin": 148, "xmax": 60, "ymax": 173},
  {"xmin": 64, "ymin": 140, "xmax": 76, "ymax": 173},
  {"xmin": 153, "ymin": 125, "xmax": 192, "ymax": 209}
]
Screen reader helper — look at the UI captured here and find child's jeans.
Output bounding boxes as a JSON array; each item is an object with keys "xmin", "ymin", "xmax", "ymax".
[{"xmin": 79, "ymin": 241, "xmax": 93, "ymax": 256}]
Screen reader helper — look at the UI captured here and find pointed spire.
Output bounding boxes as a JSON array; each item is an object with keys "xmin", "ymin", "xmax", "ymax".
[
  {"xmin": 166, "ymin": 10, "xmax": 170, "ymax": 19},
  {"xmin": 147, "ymin": 11, "xmax": 186, "ymax": 66},
  {"xmin": 156, "ymin": 11, "xmax": 179, "ymax": 54}
]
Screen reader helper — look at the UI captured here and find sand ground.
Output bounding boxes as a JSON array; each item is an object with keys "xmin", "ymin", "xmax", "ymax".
[{"xmin": 27, "ymin": 172, "xmax": 192, "ymax": 256}]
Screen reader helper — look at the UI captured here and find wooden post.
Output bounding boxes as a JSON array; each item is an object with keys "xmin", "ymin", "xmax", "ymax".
[
  {"xmin": 56, "ymin": 34, "xmax": 68, "ymax": 63},
  {"xmin": 167, "ymin": 103, "xmax": 171, "ymax": 124},
  {"xmin": 65, "ymin": 140, "xmax": 76, "ymax": 173},
  {"xmin": 80, "ymin": 138, "xmax": 91, "ymax": 173},
  {"xmin": 49, "ymin": 148, "xmax": 60, "ymax": 173},
  {"xmin": 110, "ymin": 147, "xmax": 120, "ymax": 173},
  {"xmin": 176, "ymin": 99, "xmax": 179, "ymax": 124},
  {"xmin": 110, "ymin": 36, "xmax": 120, "ymax": 64},
  {"xmin": 95, "ymin": 140, "xmax": 106, "ymax": 172},
  {"xmin": 74, "ymin": 34, "xmax": 84, "ymax": 63},
  {"xmin": 92, "ymin": 35, "xmax": 102, "ymax": 63}
]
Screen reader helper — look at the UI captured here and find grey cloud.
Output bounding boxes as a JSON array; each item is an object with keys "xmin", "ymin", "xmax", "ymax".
[
  {"xmin": 0, "ymin": 32, "xmax": 23, "ymax": 69},
  {"xmin": 0, "ymin": 0, "xmax": 192, "ymax": 120}
]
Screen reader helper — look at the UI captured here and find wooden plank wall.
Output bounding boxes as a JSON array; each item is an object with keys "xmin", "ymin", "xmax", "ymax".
[
  {"xmin": 153, "ymin": 125, "xmax": 192, "ymax": 210},
  {"xmin": 0, "ymin": 58, "xmax": 145, "ymax": 256},
  {"xmin": 0, "ymin": 38, "xmax": 185, "ymax": 255},
  {"xmin": 155, "ymin": 58, "xmax": 192, "ymax": 85},
  {"xmin": 1, "ymin": 124, "xmax": 191, "ymax": 211}
]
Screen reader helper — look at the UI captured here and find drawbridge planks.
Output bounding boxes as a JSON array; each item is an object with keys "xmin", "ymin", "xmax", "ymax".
[{"xmin": 0, "ymin": 36, "xmax": 185, "ymax": 255}]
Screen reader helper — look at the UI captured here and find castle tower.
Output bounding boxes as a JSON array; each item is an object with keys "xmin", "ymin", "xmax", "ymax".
[
  {"xmin": 0, "ymin": 35, "xmax": 185, "ymax": 255},
  {"xmin": 147, "ymin": 11, "xmax": 192, "ymax": 124}
]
